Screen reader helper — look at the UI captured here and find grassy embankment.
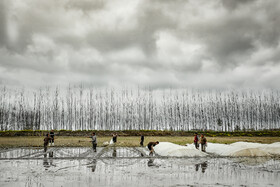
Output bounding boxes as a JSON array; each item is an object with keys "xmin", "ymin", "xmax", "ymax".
[{"xmin": 0, "ymin": 130, "xmax": 279, "ymax": 148}]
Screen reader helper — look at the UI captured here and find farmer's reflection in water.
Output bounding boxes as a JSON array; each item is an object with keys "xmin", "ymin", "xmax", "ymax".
[
  {"xmin": 195, "ymin": 161, "xmax": 208, "ymax": 173},
  {"xmin": 88, "ymin": 159, "xmax": 97, "ymax": 172},
  {"xmin": 43, "ymin": 152, "xmax": 55, "ymax": 170},
  {"xmin": 147, "ymin": 159, "xmax": 160, "ymax": 167},
  {"xmin": 148, "ymin": 159, "xmax": 154, "ymax": 167},
  {"xmin": 43, "ymin": 154, "xmax": 49, "ymax": 170},
  {"xmin": 112, "ymin": 148, "xmax": 117, "ymax": 157}
]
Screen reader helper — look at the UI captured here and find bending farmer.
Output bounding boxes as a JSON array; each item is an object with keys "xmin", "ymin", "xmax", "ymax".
[{"xmin": 147, "ymin": 141, "xmax": 159, "ymax": 156}]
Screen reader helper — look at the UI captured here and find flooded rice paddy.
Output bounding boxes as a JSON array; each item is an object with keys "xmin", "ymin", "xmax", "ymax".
[{"xmin": 1, "ymin": 147, "xmax": 280, "ymax": 187}]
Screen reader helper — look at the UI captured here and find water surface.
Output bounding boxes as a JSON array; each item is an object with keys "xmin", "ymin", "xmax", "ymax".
[{"xmin": 0, "ymin": 147, "xmax": 279, "ymax": 187}]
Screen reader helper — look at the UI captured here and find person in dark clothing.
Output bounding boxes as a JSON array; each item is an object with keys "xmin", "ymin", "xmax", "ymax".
[
  {"xmin": 50, "ymin": 130, "xmax": 55, "ymax": 146},
  {"xmin": 89, "ymin": 132, "xmax": 97, "ymax": 152},
  {"xmin": 147, "ymin": 141, "xmax": 159, "ymax": 156},
  {"xmin": 194, "ymin": 132, "xmax": 199, "ymax": 149},
  {"xmin": 140, "ymin": 135, "xmax": 144, "ymax": 146},
  {"xmin": 200, "ymin": 134, "xmax": 207, "ymax": 152},
  {"xmin": 44, "ymin": 133, "xmax": 51, "ymax": 152},
  {"xmin": 112, "ymin": 133, "xmax": 117, "ymax": 143}
]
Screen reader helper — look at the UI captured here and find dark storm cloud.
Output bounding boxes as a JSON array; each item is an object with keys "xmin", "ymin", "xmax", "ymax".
[
  {"xmin": 0, "ymin": 0, "xmax": 280, "ymax": 89},
  {"xmin": 221, "ymin": 0, "xmax": 257, "ymax": 10},
  {"xmin": 192, "ymin": 17, "xmax": 258, "ymax": 67}
]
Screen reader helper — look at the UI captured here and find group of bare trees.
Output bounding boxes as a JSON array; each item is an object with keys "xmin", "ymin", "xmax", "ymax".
[{"xmin": 0, "ymin": 86, "xmax": 279, "ymax": 131}]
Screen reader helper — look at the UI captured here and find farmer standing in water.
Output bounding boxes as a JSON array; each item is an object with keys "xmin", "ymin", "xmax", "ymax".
[
  {"xmin": 194, "ymin": 132, "xmax": 199, "ymax": 149},
  {"xmin": 140, "ymin": 134, "xmax": 144, "ymax": 146},
  {"xmin": 147, "ymin": 141, "xmax": 159, "ymax": 156},
  {"xmin": 200, "ymin": 134, "xmax": 207, "ymax": 152},
  {"xmin": 43, "ymin": 133, "xmax": 52, "ymax": 152},
  {"xmin": 89, "ymin": 132, "xmax": 97, "ymax": 152},
  {"xmin": 112, "ymin": 133, "xmax": 118, "ymax": 143},
  {"xmin": 50, "ymin": 129, "xmax": 55, "ymax": 146}
]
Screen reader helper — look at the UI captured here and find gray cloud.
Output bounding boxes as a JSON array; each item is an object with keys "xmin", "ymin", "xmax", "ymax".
[
  {"xmin": 65, "ymin": 0, "xmax": 105, "ymax": 12},
  {"xmin": 0, "ymin": 0, "xmax": 280, "ymax": 89},
  {"xmin": 221, "ymin": 0, "xmax": 257, "ymax": 10},
  {"xmin": 0, "ymin": 1, "xmax": 7, "ymax": 47}
]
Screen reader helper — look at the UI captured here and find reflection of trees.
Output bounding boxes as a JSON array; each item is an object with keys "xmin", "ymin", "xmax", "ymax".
[
  {"xmin": 232, "ymin": 157, "xmax": 272, "ymax": 166},
  {"xmin": 99, "ymin": 147, "xmax": 143, "ymax": 158},
  {"xmin": 21, "ymin": 157, "xmax": 280, "ymax": 187},
  {"xmin": 98, "ymin": 147, "xmax": 144, "ymax": 166},
  {"xmin": 55, "ymin": 147, "xmax": 92, "ymax": 158}
]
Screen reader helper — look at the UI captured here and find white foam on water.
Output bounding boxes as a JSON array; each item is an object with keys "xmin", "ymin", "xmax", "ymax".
[
  {"xmin": 154, "ymin": 142, "xmax": 208, "ymax": 157},
  {"xmin": 154, "ymin": 142, "xmax": 280, "ymax": 157}
]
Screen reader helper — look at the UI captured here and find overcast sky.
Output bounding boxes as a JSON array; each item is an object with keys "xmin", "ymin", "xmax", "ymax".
[{"xmin": 0, "ymin": 0, "xmax": 280, "ymax": 89}]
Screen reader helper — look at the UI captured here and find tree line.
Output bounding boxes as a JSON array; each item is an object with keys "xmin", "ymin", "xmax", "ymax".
[{"xmin": 0, "ymin": 86, "xmax": 279, "ymax": 131}]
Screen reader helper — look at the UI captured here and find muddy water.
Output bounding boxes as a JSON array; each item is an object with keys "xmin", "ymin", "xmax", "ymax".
[{"xmin": 0, "ymin": 148, "xmax": 280, "ymax": 187}]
